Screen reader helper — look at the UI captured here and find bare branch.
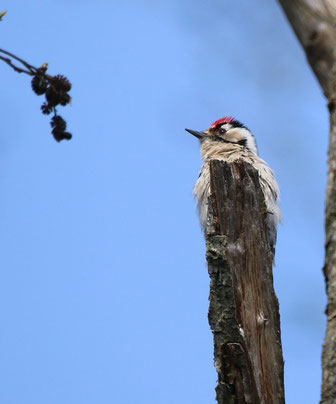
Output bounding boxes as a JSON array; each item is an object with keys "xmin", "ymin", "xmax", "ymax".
[
  {"xmin": 278, "ymin": 0, "xmax": 336, "ymax": 96},
  {"xmin": 0, "ymin": 48, "xmax": 36, "ymax": 73},
  {"xmin": 0, "ymin": 55, "xmax": 33, "ymax": 75},
  {"xmin": 0, "ymin": 47, "xmax": 73, "ymax": 142}
]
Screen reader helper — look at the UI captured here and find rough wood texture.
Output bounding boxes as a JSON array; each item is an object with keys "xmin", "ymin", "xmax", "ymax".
[
  {"xmin": 278, "ymin": 0, "xmax": 336, "ymax": 97},
  {"xmin": 277, "ymin": 2, "xmax": 336, "ymax": 403},
  {"xmin": 206, "ymin": 160, "xmax": 284, "ymax": 404},
  {"xmin": 322, "ymin": 92, "xmax": 336, "ymax": 404}
]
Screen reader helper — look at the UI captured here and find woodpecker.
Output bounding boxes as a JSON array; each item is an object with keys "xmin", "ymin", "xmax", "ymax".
[{"xmin": 186, "ymin": 116, "xmax": 280, "ymax": 249}]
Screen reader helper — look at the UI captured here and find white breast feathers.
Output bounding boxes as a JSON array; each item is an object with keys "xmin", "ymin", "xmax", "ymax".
[{"xmin": 194, "ymin": 142, "xmax": 280, "ymax": 248}]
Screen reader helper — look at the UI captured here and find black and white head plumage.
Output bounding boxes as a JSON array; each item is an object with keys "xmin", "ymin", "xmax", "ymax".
[{"xmin": 206, "ymin": 116, "xmax": 258, "ymax": 155}]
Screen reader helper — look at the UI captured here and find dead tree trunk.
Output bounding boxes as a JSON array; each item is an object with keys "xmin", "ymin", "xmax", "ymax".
[
  {"xmin": 277, "ymin": 2, "xmax": 336, "ymax": 403},
  {"xmin": 206, "ymin": 159, "xmax": 284, "ymax": 404}
]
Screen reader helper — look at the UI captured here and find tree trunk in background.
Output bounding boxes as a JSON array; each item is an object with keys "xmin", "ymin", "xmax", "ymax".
[
  {"xmin": 277, "ymin": 1, "xmax": 336, "ymax": 403},
  {"xmin": 206, "ymin": 160, "xmax": 284, "ymax": 404}
]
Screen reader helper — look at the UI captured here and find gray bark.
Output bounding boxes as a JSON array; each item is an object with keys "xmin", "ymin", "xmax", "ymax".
[
  {"xmin": 278, "ymin": 0, "xmax": 336, "ymax": 97},
  {"xmin": 206, "ymin": 160, "xmax": 284, "ymax": 404},
  {"xmin": 277, "ymin": 1, "xmax": 336, "ymax": 403}
]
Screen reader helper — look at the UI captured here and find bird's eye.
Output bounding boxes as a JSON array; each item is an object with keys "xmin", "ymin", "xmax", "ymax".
[{"xmin": 219, "ymin": 128, "xmax": 226, "ymax": 134}]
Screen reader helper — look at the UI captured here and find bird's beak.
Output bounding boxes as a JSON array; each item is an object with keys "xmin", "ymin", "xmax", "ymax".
[{"xmin": 185, "ymin": 128, "xmax": 209, "ymax": 140}]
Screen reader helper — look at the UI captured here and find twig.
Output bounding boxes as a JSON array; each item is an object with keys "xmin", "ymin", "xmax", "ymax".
[
  {"xmin": 0, "ymin": 47, "xmax": 73, "ymax": 142},
  {"xmin": 0, "ymin": 55, "xmax": 33, "ymax": 75},
  {"xmin": 0, "ymin": 48, "xmax": 36, "ymax": 73}
]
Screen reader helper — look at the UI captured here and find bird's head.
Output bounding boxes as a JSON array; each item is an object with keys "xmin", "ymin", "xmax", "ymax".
[{"xmin": 185, "ymin": 116, "xmax": 258, "ymax": 156}]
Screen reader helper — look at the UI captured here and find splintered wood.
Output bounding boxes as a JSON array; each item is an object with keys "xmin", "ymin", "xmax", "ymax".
[{"xmin": 206, "ymin": 160, "xmax": 284, "ymax": 404}]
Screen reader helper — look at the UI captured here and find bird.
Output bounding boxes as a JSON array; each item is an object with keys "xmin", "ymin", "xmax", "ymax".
[{"xmin": 185, "ymin": 116, "xmax": 280, "ymax": 250}]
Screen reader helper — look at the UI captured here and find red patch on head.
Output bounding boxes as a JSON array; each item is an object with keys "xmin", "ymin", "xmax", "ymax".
[{"xmin": 209, "ymin": 116, "xmax": 234, "ymax": 129}]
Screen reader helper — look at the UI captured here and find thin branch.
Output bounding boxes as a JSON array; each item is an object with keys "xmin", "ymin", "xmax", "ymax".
[
  {"xmin": 0, "ymin": 48, "xmax": 36, "ymax": 73},
  {"xmin": 0, "ymin": 55, "xmax": 33, "ymax": 75},
  {"xmin": 0, "ymin": 47, "xmax": 73, "ymax": 142}
]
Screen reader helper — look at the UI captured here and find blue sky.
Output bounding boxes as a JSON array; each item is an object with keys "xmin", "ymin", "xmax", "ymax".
[{"xmin": 0, "ymin": 1, "xmax": 328, "ymax": 403}]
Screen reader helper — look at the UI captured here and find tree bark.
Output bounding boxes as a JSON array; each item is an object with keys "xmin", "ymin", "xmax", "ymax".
[
  {"xmin": 278, "ymin": 0, "xmax": 336, "ymax": 97},
  {"xmin": 323, "ymin": 94, "xmax": 336, "ymax": 404},
  {"xmin": 206, "ymin": 160, "xmax": 284, "ymax": 404},
  {"xmin": 277, "ymin": 1, "xmax": 336, "ymax": 403}
]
